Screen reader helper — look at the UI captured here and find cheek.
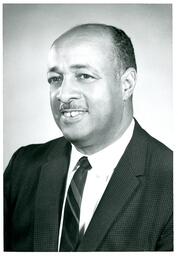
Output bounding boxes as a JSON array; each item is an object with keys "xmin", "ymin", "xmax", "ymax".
[
  {"xmin": 89, "ymin": 86, "xmax": 124, "ymax": 125},
  {"xmin": 90, "ymin": 85, "xmax": 121, "ymax": 111},
  {"xmin": 50, "ymin": 93, "xmax": 59, "ymax": 118},
  {"xmin": 89, "ymin": 98, "xmax": 114, "ymax": 126}
]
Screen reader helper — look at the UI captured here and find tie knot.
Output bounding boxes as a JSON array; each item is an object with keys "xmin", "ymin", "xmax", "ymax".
[{"xmin": 78, "ymin": 156, "xmax": 92, "ymax": 171}]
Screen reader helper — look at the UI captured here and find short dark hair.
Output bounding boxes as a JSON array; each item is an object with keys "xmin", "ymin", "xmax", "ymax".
[
  {"xmin": 64, "ymin": 23, "xmax": 137, "ymax": 72},
  {"xmin": 107, "ymin": 25, "xmax": 137, "ymax": 72}
]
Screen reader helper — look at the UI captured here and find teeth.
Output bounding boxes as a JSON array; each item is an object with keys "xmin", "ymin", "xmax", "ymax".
[
  {"xmin": 63, "ymin": 111, "xmax": 84, "ymax": 118},
  {"xmin": 63, "ymin": 112, "xmax": 71, "ymax": 117},
  {"xmin": 71, "ymin": 111, "xmax": 80, "ymax": 117}
]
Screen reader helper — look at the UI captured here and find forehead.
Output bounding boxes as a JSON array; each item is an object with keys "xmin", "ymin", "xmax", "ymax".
[{"xmin": 48, "ymin": 32, "xmax": 116, "ymax": 71}]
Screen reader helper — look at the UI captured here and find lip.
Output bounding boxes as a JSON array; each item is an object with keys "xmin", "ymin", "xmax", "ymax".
[{"xmin": 59, "ymin": 109, "xmax": 88, "ymax": 124}]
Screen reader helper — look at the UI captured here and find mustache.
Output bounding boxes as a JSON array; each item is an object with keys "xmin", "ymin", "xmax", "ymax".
[{"xmin": 59, "ymin": 102, "xmax": 87, "ymax": 111}]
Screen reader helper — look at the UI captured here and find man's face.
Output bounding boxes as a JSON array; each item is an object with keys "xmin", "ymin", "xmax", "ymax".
[{"xmin": 47, "ymin": 32, "xmax": 125, "ymax": 149}]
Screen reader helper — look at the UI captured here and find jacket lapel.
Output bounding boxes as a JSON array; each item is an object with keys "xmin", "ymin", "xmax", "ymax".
[
  {"xmin": 77, "ymin": 121, "xmax": 148, "ymax": 251},
  {"xmin": 33, "ymin": 138, "xmax": 71, "ymax": 251}
]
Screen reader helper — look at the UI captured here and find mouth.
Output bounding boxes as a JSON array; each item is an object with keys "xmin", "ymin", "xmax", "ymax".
[{"xmin": 59, "ymin": 109, "xmax": 88, "ymax": 123}]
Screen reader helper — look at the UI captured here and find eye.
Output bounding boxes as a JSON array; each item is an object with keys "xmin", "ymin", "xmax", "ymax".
[
  {"xmin": 48, "ymin": 76, "xmax": 63, "ymax": 86},
  {"xmin": 76, "ymin": 73, "xmax": 95, "ymax": 82},
  {"xmin": 80, "ymin": 74, "xmax": 92, "ymax": 79}
]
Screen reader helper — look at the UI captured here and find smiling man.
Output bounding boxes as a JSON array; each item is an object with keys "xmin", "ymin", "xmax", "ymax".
[
  {"xmin": 48, "ymin": 25, "xmax": 135, "ymax": 154},
  {"xmin": 4, "ymin": 24, "xmax": 173, "ymax": 251}
]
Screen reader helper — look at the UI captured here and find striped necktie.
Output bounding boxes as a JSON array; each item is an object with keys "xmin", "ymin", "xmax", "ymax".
[{"xmin": 60, "ymin": 156, "xmax": 92, "ymax": 251}]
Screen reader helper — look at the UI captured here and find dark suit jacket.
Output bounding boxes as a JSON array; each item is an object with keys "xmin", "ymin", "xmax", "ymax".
[{"xmin": 4, "ymin": 120, "xmax": 173, "ymax": 251}]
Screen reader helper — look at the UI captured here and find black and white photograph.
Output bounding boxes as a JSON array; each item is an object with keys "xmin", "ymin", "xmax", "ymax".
[{"xmin": 3, "ymin": 3, "xmax": 173, "ymax": 252}]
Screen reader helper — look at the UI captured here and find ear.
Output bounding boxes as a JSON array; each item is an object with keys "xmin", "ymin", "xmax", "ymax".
[{"xmin": 121, "ymin": 68, "xmax": 137, "ymax": 101}]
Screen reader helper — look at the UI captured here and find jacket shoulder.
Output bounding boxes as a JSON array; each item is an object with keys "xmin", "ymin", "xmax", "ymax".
[
  {"xmin": 144, "ymin": 129, "xmax": 172, "ymax": 170},
  {"xmin": 4, "ymin": 137, "xmax": 69, "ymax": 181},
  {"xmin": 132, "ymin": 120, "xmax": 173, "ymax": 182},
  {"xmin": 135, "ymin": 120, "xmax": 173, "ymax": 166},
  {"xmin": 136, "ymin": 124, "xmax": 173, "ymax": 193}
]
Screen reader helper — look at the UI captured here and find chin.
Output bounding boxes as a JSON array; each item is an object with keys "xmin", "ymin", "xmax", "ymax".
[
  {"xmin": 62, "ymin": 130, "xmax": 85, "ymax": 143},
  {"xmin": 58, "ymin": 121, "xmax": 89, "ymax": 140}
]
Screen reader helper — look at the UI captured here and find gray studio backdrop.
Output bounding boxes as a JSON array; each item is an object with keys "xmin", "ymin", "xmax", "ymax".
[{"xmin": 3, "ymin": 4, "xmax": 172, "ymax": 168}]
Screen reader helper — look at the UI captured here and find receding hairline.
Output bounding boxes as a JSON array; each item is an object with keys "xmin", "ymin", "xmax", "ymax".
[
  {"xmin": 51, "ymin": 23, "xmax": 137, "ymax": 73},
  {"xmin": 51, "ymin": 23, "xmax": 115, "ymax": 48},
  {"xmin": 50, "ymin": 24, "xmax": 120, "ymax": 70}
]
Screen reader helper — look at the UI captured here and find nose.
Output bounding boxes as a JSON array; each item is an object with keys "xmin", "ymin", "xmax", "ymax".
[{"xmin": 55, "ymin": 77, "xmax": 80, "ymax": 103}]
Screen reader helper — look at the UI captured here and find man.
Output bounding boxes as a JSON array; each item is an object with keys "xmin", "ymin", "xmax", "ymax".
[{"xmin": 4, "ymin": 23, "xmax": 173, "ymax": 251}]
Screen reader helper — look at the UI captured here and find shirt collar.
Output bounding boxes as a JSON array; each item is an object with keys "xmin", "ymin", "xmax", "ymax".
[{"xmin": 70, "ymin": 119, "xmax": 135, "ymax": 177}]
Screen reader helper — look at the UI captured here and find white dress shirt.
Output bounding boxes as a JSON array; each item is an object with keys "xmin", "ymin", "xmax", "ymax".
[{"xmin": 58, "ymin": 119, "xmax": 135, "ymax": 249}]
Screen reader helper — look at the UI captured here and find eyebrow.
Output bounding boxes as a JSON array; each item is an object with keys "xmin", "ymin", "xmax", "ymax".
[
  {"xmin": 47, "ymin": 66, "xmax": 60, "ymax": 73},
  {"xmin": 70, "ymin": 64, "xmax": 98, "ymax": 73},
  {"xmin": 47, "ymin": 64, "xmax": 99, "ymax": 74}
]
